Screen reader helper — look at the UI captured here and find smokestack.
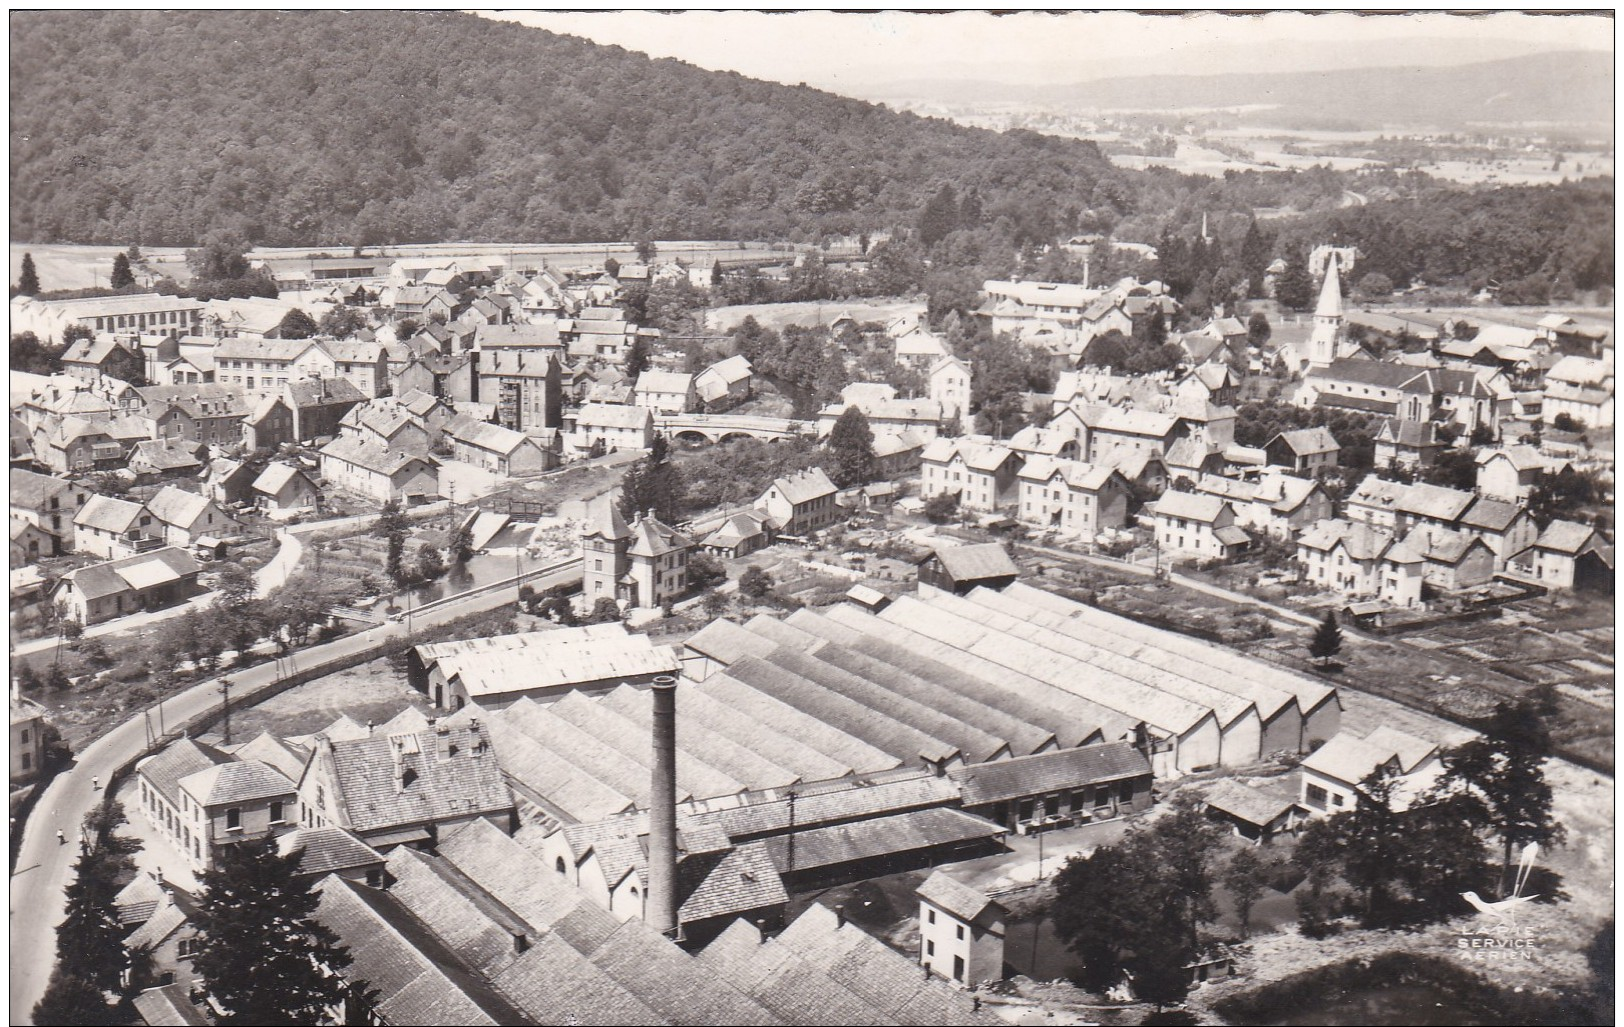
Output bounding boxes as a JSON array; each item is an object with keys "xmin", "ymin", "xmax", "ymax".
[{"xmin": 647, "ymin": 675, "xmax": 680, "ymax": 938}]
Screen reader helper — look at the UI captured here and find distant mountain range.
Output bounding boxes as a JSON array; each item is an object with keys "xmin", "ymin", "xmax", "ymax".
[{"xmin": 857, "ymin": 51, "xmax": 1613, "ymax": 130}]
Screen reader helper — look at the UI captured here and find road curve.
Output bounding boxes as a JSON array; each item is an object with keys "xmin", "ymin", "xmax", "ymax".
[{"xmin": 9, "ymin": 561, "xmax": 580, "ymax": 1024}]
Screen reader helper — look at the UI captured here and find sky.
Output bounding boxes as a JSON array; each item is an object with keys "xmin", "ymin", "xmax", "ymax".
[{"xmin": 480, "ymin": 10, "xmax": 1612, "ymax": 93}]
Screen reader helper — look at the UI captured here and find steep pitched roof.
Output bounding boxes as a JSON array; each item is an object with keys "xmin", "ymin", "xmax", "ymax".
[
  {"xmin": 178, "ymin": 759, "xmax": 296, "ymax": 807},
  {"xmin": 136, "ymin": 737, "xmax": 233, "ymax": 808},
  {"xmin": 278, "ymin": 826, "xmax": 385, "ymax": 877},
  {"xmin": 765, "ymin": 466, "xmax": 836, "ymax": 506},
  {"xmin": 917, "ymin": 870, "xmax": 1002, "ymax": 923},
  {"xmin": 143, "ymin": 486, "xmax": 212, "ymax": 529},
  {"xmin": 1151, "ymin": 489, "xmax": 1229, "ymax": 523},
  {"xmin": 73, "ymin": 494, "xmax": 146, "ymax": 534},
  {"xmin": 317, "ymin": 725, "xmax": 511, "ymax": 834},
  {"xmin": 1270, "ymin": 426, "xmax": 1341, "ymax": 456}
]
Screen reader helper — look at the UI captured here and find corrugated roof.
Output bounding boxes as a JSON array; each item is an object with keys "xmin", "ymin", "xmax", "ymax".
[
  {"xmin": 764, "ymin": 807, "xmax": 1004, "ymax": 874},
  {"xmin": 676, "ymin": 684, "xmax": 854, "ymax": 783},
  {"xmin": 697, "ymin": 673, "xmax": 902, "ymax": 776},
  {"xmin": 691, "ymin": 774, "xmax": 959, "ymax": 841},
  {"xmin": 822, "ymin": 603, "xmax": 1124, "ymax": 745},
  {"xmin": 546, "ymin": 690, "xmax": 745, "ymax": 801},
  {"xmin": 951, "ymin": 742, "xmax": 1150, "ymax": 806},
  {"xmin": 598, "ymin": 684, "xmax": 801, "ymax": 793},
  {"xmin": 500, "ymin": 699, "xmax": 680, "ymax": 806},
  {"xmin": 440, "ymin": 633, "xmax": 680, "ymax": 700},
  {"xmin": 724, "ymin": 654, "xmax": 961, "ymax": 765},
  {"xmin": 1002, "ymin": 581, "xmax": 1336, "ymax": 715}
]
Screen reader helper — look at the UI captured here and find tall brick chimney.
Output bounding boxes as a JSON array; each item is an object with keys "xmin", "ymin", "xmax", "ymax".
[{"xmin": 647, "ymin": 675, "xmax": 680, "ymax": 938}]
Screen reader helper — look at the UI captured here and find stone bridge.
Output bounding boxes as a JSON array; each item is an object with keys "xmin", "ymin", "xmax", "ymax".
[{"xmin": 656, "ymin": 412, "xmax": 813, "ymax": 444}]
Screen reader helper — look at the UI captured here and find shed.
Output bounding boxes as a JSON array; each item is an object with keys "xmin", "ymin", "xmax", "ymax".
[{"xmin": 916, "ymin": 543, "xmax": 1020, "ymax": 595}]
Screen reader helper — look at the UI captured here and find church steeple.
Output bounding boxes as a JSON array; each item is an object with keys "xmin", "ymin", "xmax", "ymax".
[{"xmin": 1307, "ymin": 253, "xmax": 1344, "ymax": 369}]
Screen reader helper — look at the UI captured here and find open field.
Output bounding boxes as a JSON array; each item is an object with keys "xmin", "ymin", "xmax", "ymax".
[{"xmin": 9, "ymin": 240, "xmax": 831, "ymax": 294}]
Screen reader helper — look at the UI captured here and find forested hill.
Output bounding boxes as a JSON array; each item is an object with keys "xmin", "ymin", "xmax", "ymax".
[{"xmin": 9, "ymin": 10, "xmax": 1117, "ymax": 246}]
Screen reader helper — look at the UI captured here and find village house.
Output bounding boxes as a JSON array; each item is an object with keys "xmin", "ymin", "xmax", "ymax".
[
  {"xmin": 338, "ymin": 399, "xmax": 434, "ymax": 454},
  {"xmin": 1475, "ymin": 445, "xmax": 1565, "ymax": 503},
  {"xmin": 73, "ymin": 495, "xmax": 161, "ymax": 560},
  {"xmin": 143, "ymin": 485, "xmax": 239, "ymax": 548},
  {"xmin": 893, "ymin": 325, "xmax": 953, "ymax": 371},
  {"xmin": 919, "ymin": 437, "xmax": 1024, "ymax": 512},
  {"xmin": 317, "ymin": 435, "xmax": 439, "ymax": 505},
  {"xmin": 251, "ymin": 462, "xmax": 322, "ymax": 516},
  {"xmin": 1509, "ymin": 519, "xmax": 1615, "ymax": 592},
  {"xmin": 1300, "ymin": 727, "xmax": 1441, "ymax": 815},
  {"xmin": 701, "ymin": 510, "xmax": 775, "ymax": 559},
  {"xmin": 1541, "ymin": 355, "xmax": 1614, "ymax": 429},
  {"xmin": 10, "ymin": 518, "xmax": 55, "ymax": 569},
  {"xmin": 756, "ymin": 466, "xmax": 840, "ymax": 537},
  {"xmin": 30, "ymin": 413, "xmax": 149, "ymax": 474},
  {"xmin": 917, "ymin": 871, "xmax": 1007, "ymax": 989},
  {"xmin": 692, "ymin": 354, "xmax": 753, "ymax": 412},
  {"xmin": 1373, "ymin": 418, "xmax": 1448, "ymax": 471},
  {"xmin": 1409, "ymin": 528, "xmax": 1499, "ymax": 592},
  {"xmin": 443, "ymin": 416, "xmax": 559, "ymax": 477},
  {"xmin": 10, "ymin": 468, "xmax": 92, "ymax": 553},
  {"xmin": 393, "ymin": 350, "xmax": 477, "ymax": 405},
  {"xmin": 1008, "ymin": 424, "xmax": 1082, "ymax": 462},
  {"xmin": 52, "ymin": 546, "xmax": 201, "ymax": 625},
  {"xmin": 1152, "ymin": 490, "xmax": 1250, "ymax": 562},
  {"xmin": 1264, "ymin": 427, "xmax": 1341, "ymax": 475},
  {"xmin": 1295, "ymin": 518, "xmax": 1425, "ymax": 608},
  {"xmin": 318, "ymin": 339, "xmax": 392, "ymax": 399},
  {"xmin": 127, "ymin": 438, "xmax": 207, "ymax": 485},
  {"xmin": 574, "ymin": 403, "xmax": 654, "ymax": 455},
  {"xmin": 633, "ymin": 370, "xmax": 697, "ymax": 415},
  {"xmin": 818, "ymin": 383, "xmax": 945, "ymax": 440},
  {"xmin": 11, "ymin": 690, "xmax": 48, "ymax": 785},
  {"xmin": 1457, "ymin": 496, "xmax": 1539, "ymax": 569},
  {"xmin": 202, "ymin": 458, "xmax": 258, "ymax": 508},
  {"xmin": 136, "ymin": 741, "xmax": 300, "ymax": 871},
  {"xmin": 134, "ymin": 383, "xmax": 248, "ymax": 449},
  {"xmin": 1081, "ymin": 406, "xmax": 1182, "ymax": 463},
  {"xmin": 928, "ymin": 355, "xmax": 973, "ymax": 420},
  {"xmin": 59, "ymin": 334, "xmax": 144, "ymax": 385},
  {"xmin": 1192, "ymin": 471, "xmax": 1333, "ymax": 540},
  {"xmin": 872, "ymin": 429, "xmax": 928, "ymax": 479},
  {"xmin": 1016, "ymin": 456, "xmax": 1133, "ymax": 537}
]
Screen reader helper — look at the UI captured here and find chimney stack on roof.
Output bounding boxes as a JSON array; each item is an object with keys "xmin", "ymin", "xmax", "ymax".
[{"xmin": 647, "ymin": 674, "xmax": 680, "ymax": 939}]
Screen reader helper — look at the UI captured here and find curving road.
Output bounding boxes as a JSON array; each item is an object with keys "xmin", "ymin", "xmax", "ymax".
[{"xmin": 9, "ymin": 559, "xmax": 580, "ymax": 1024}]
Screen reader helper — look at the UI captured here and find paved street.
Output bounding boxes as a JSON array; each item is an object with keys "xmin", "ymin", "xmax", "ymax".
[{"xmin": 8, "ymin": 560, "xmax": 579, "ymax": 1024}]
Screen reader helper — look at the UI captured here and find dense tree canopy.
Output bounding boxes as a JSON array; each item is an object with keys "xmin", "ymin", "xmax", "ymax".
[{"xmin": 10, "ymin": 11, "xmax": 1116, "ymax": 246}]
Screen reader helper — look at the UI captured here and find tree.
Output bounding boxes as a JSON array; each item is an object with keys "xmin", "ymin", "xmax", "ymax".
[
  {"xmin": 31, "ymin": 967, "xmax": 120, "ymax": 1026},
  {"xmin": 603, "ymin": 256, "xmax": 620, "ymax": 278},
  {"xmin": 1356, "ymin": 272, "xmax": 1393, "ymax": 298},
  {"xmin": 1551, "ymin": 412, "xmax": 1581, "ymax": 433},
  {"xmin": 1222, "ymin": 847, "xmax": 1269, "ymax": 937},
  {"xmin": 617, "ymin": 454, "xmax": 684, "ymax": 525},
  {"xmin": 56, "ymin": 847, "xmax": 130, "ymax": 993},
  {"xmin": 826, "ymin": 406, "xmax": 876, "ymax": 489},
  {"xmin": 1246, "ymin": 311, "xmax": 1272, "ymax": 349},
  {"xmin": 738, "ymin": 565, "xmax": 773, "ymax": 600},
  {"xmin": 276, "ymin": 308, "xmax": 318, "ymax": 340},
  {"xmin": 1274, "ymin": 255, "xmax": 1315, "ymax": 311},
  {"xmin": 923, "ymin": 491, "xmax": 960, "ymax": 524},
  {"xmin": 687, "ymin": 550, "xmax": 725, "ymax": 591},
  {"xmin": 1443, "ymin": 698, "xmax": 1567, "ymax": 898},
  {"xmin": 62, "ymin": 323, "xmax": 95, "ymax": 348},
  {"xmin": 625, "ymin": 334, "xmax": 651, "ymax": 379},
  {"xmin": 448, "ymin": 522, "xmax": 474, "ymax": 564},
  {"xmin": 213, "ymin": 560, "xmax": 258, "ymax": 610},
  {"xmin": 18, "ymin": 251, "xmax": 40, "ymax": 295},
  {"xmin": 11, "ymin": 330, "xmax": 62, "ymax": 374},
  {"xmin": 586, "ymin": 596, "xmax": 622, "ymax": 624},
  {"xmin": 317, "ymin": 304, "xmax": 368, "ymax": 338},
  {"xmin": 1308, "ymin": 610, "xmax": 1343, "ymax": 667},
  {"xmin": 192, "ymin": 836, "xmax": 354, "ymax": 1025},
  {"xmin": 634, "ymin": 239, "xmax": 657, "ymax": 263},
  {"xmin": 1050, "ymin": 844, "xmax": 1144, "ymax": 992},
  {"xmin": 415, "ymin": 543, "xmax": 446, "ymax": 582},
  {"xmin": 110, "ymin": 251, "xmax": 136, "ymax": 288},
  {"xmin": 371, "ymin": 500, "xmax": 411, "ymax": 583}
]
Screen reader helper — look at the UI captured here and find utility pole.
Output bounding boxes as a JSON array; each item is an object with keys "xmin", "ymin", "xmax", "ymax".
[{"xmin": 218, "ymin": 676, "xmax": 233, "ymax": 746}]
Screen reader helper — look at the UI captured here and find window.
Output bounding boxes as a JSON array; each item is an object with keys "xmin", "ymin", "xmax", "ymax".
[
  {"xmin": 1306, "ymin": 784, "xmax": 1329, "ymax": 809},
  {"xmin": 177, "ymin": 937, "xmax": 198, "ymax": 958},
  {"xmin": 955, "ymin": 924, "xmax": 965, "ymax": 941},
  {"xmin": 926, "ymin": 940, "xmax": 935, "ymax": 957},
  {"xmin": 269, "ymin": 801, "xmax": 284, "ymax": 824},
  {"xmin": 226, "ymin": 808, "xmax": 241, "ymax": 830},
  {"xmin": 1119, "ymin": 780, "xmax": 1134, "ymax": 804},
  {"xmin": 953, "ymin": 955, "xmax": 965, "ymax": 982},
  {"xmin": 21, "ymin": 753, "xmax": 31, "ymax": 771},
  {"xmin": 927, "ymin": 909, "xmax": 936, "ymax": 925},
  {"xmin": 19, "ymin": 729, "xmax": 28, "ymax": 745}
]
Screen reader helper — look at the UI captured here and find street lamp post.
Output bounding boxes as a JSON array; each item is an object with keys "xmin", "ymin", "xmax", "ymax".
[{"xmin": 218, "ymin": 676, "xmax": 233, "ymax": 745}]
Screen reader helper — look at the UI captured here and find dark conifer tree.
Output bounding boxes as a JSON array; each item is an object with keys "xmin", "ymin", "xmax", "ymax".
[
  {"xmin": 109, "ymin": 251, "xmax": 135, "ymax": 288},
  {"xmin": 18, "ymin": 251, "xmax": 40, "ymax": 295}
]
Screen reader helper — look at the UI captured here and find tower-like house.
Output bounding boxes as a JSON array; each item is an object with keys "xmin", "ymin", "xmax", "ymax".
[{"xmin": 579, "ymin": 493, "xmax": 694, "ymax": 610}]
